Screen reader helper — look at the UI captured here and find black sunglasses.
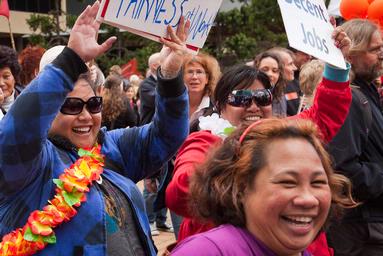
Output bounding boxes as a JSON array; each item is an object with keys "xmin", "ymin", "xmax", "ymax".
[
  {"xmin": 227, "ymin": 89, "xmax": 272, "ymax": 108},
  {"xmin": 60, "ymin": 96, "xmax": 103, "ymax": 115}
]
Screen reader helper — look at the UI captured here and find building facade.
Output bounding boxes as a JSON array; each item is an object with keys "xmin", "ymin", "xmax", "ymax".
[{"xmin": 0, "ymin": 0, "xmax": 66, "ymax": 48}]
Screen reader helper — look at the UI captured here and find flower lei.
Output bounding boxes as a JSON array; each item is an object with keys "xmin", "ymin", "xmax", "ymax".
[
  {"xmin": 198, "ymin": 113, "xmax": 235, "ymax": 139},
  {"xmin": 0, "ymin": 145, "xmax": 104, "ymax": 256}
]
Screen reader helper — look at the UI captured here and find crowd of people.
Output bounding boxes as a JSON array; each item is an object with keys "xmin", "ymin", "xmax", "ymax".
[{"xmin": 0, "ymin": 1, "xmax": 382, "ymax": 256}]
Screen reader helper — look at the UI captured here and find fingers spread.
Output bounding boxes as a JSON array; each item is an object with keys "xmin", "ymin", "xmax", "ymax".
[
  {"xmin": 89, "ymin": 1, "xmax": 100, "ymax": 20},
  {"xmin": 184, "ymin": 19, "xmax": 191, "ymax": 39},
  {"xmin": 93, "ymin": 19, "xmax": 102, "ymax": 31},
  {"xmin": 76, "ymin": 5, "xmax": 91, "ymax": 26},
  {"xmin": 167, "ymin": 25, "xmax": 182, "ymax": 45},
  {"xmin": 99, "ymin": 36, "xmax": 117, "ymax": 54},
  {"xmin": 177, "ymin": 16, "xmax": 185, "ymax": 41},
  {"xmin": 159, "ymin": 37, "xmax": 177, "ymax": 49}
]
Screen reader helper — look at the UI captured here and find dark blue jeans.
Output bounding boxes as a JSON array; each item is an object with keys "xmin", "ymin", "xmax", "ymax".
[{"xmin": 143, "ymin": 162, "xmax": 183, "ymax": 238}]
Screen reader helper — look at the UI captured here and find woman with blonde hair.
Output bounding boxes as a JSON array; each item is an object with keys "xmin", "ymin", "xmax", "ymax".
[
  {"xmin": 183, "ymin": 52, "xmax": 221, "ymax": 129},
  {"xmin": 298, "ymin": 59, "xmax": 325, "ymax": 113}
]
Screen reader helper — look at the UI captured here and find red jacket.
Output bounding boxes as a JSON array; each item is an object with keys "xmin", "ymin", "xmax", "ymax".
[{"xmin": 166, "ymin": 75, "xmax": 351, "ymax": 255}]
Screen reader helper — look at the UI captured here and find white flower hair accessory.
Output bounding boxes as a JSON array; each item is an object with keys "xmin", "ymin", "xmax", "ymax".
[{"xmin": 198, "ymin": 113, "xmax": 236, "ymax": 139}]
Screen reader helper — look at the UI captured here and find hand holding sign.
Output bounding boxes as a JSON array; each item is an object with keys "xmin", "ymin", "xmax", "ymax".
[
  {"xmin": 68, "ymin": 1, "xmax": 116, "ymax": 63},
  {"xmin": 332, "ymin": 27, "xmax": 351, "ymax": 62},
  {"xmin": 159, "ymin": 16, "xmax": 191, "ymax": 78}
]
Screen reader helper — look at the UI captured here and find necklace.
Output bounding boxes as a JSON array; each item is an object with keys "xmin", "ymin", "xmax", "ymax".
[{"xmin": 0, "ymin": 145, "xmax": 104, "ymax": 256}]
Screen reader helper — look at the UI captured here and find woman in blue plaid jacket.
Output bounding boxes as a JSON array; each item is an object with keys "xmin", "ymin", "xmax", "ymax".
[{"xmin": 0, "ymin": 2, "xmax": 190, "ymax": 255}]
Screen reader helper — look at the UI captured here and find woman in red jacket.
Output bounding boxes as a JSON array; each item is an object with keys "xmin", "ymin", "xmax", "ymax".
[{"xmin": 166, "ymin": 28, "xmax": 352, "ymax": 255}]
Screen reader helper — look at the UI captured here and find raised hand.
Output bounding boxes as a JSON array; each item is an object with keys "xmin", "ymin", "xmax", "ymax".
[
  {"xmin": 332, "ymin": 27, "xmax": 351, "ymax": 62},
  {"xmin": 68, "ymin": 1, "xmax": 116, "ymax": 63},
  {"xmin": 159, "ymin": 16, "xmax": 191, "ymax": 78}
]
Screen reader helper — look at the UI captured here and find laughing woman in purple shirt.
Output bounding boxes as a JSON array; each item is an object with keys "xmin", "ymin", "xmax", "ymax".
[{"xmin": 171, "ymin": 118, "xmax": 357, "ymax": 256}]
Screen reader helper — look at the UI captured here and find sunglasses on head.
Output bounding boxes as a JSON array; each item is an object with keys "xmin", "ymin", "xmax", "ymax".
[
  {"xmin": 227, "ymin": 89, "xmax": 272, "ymax": 108},
  {"xmin": 60, "ymin": 96, "xmax": 103, "ymax": 115}
]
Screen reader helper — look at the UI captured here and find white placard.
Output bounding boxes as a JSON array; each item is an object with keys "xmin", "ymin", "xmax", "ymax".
[
  {"xmin": 277, "ymin": 0, "xmax": 346, "ymax": 69},
  {"xmin": 97, "ymin": 0, "xmax": 223, "ymax": 53}
]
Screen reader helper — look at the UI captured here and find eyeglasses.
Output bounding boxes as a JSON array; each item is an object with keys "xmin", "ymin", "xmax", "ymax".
[
  {"xmin": 185, "ymin": 69, "xmax": 206, "ymax": 77},
  {"xmin": 60, "ymin": 96, "xmax": 103, "ymax": 115},
  {"xmin": 227, "ymin": 89, "xmax": 272, "ymax": 108}
]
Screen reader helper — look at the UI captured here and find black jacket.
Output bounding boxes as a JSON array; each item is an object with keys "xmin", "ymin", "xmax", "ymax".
[
  {"xmin": 329, "ymin": 76, "xmax": 383, "ymax": 222},
  {"xmin": 102, "ymin": 98, "xmax": 138, "ymax": 130},
  {"xmin": 139, "ymin": 75, "xmax": 157, "ymax": 125},
  {"xmin": 285, "ymin": 72, "xmax": 301, "ymax": 116}
]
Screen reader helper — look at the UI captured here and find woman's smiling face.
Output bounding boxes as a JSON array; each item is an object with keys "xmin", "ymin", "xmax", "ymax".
[
  {"xmin": 258, "ymin": 57, "xmax": 280, "ymax": 86},
  {"xmin": 221, "ymin": 79, "xmax": 272, "ymax": 126},
  {"xmin": 0, "ymin": 67, "xmax": 16, "ymax": 99},
  {"xmin": 243, "ymin": 138, "xmax": 331, "ymax": 255},
  {"xmin": 49, "ymin": 79, "xmax": 101, "ymax": 148}
]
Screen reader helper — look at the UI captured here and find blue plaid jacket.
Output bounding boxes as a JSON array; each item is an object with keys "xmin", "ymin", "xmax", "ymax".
[{"xmin": 0, "ymin": 49, "xmax": 189, "ymax": 255}]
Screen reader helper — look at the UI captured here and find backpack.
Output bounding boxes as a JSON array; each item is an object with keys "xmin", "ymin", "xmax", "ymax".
[{"xmin": 350, "ymin": 85, "xmax": 372, "ymax": 135}]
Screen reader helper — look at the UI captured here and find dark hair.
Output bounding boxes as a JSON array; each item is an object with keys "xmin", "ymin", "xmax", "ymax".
[
  {"xmin": 122, "ymin": 80, "xmax": 131, "ymax": 92},
  {"xmin": 18, "ymin": 45, "xmax": 46, "ymax": 86},
  {"xmin": 102, "ymin": 75, "xmax": 126, "ymax": 123},
  {"xmin": 213, "ymin": 65, "xmax": 271, "ymax": 114},
  {"xmin": 0, "ymin": 45, "xmax": 21, "ymax": 83},
  {"xmin": 78, "ymin": 72, "xmax": 97, "ymax": 94},
  {"xmin": 254, "ymin": 51, "xmax": 286, "ymax": 99},
  {"xmin": 189, "ymin": 118, "xmax": 357, "ymax": 227}
]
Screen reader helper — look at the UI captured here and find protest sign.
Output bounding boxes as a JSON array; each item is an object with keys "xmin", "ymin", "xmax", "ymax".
[
  {"xmin": 277, "ymin": 0, "xmax": 346, "ymax": 69},
  {"xmin": 97, "ymin": 0, "xmax": 223, "ymax": 53}
]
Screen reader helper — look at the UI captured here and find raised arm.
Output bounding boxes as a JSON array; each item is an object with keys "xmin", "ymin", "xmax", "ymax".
[
  {"xmin": 297, "ymin": 27, "xmax": 352, "ymax": 143},
  {"xmin": 105, "ymin": 17, "xmax": 191, "ymax": 182},
  {"xmin": 0, "ymin": 1, "xmax": 115, "ymax": 198}
]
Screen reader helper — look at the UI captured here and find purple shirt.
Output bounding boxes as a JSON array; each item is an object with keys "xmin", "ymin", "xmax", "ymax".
[{"xmin": 171, "ymin": 224, "xmax": 312, "ymax": 256}]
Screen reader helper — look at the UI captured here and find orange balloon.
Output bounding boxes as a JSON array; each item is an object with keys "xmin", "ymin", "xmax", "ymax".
[
  {"xmin": 368, "ymin": 0, "xmax": 375, "ymax": 4},
  {"xmin": 368, "ymin": 0, "xmax": 383, "ymax": 27},
  {"xmin": 340, "ymin": 0, "xmax": 370, "ymax": 20}
]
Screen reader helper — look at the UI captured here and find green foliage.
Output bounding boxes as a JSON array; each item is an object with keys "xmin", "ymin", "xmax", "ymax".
[
  {"xmin": 28, "ymin": 35, "xmax": 49, "ymax": 48},
  {"xmin": 66, "ymin": 14, "xmax": 77, "ymax": 29},
  {"xmin": 27, "ymin": 14, "xmax": 55, "ymax": 33},
  {"xmin": 95, "ymin": 25, "xmax": 161, "ymax": 75},
  {"xmin": 26, "ymin": 7, "xmax": 67, "ymax": 47},
  {"xmin": 223, "ymin": 33, "xmax": 257, "ymax": 60}
]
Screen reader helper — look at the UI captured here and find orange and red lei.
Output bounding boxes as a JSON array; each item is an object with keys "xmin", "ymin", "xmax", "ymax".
[{"xmin": 0, "ymin": 145, "xmax": 104, "ymax": 256}]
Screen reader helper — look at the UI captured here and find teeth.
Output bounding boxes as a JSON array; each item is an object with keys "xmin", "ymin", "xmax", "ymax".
[
  {"xmin": 73, "ymin": 127, "xmax": 91, "ymax": 133},
  {"xmin": 285, "ymin": 216, "xmax": 313, "ymax": 224},
  {"xmin": 245, "ymin": 116, "xmax": 261, "ymax": 121}
]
